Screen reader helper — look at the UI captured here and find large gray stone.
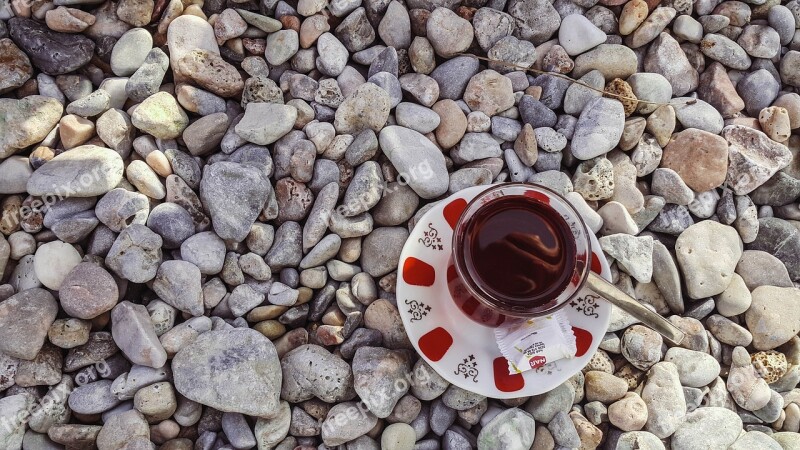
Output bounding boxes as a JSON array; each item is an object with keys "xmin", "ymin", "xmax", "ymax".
[
  {"xmin": 200, "ymin": 162, "xmax": 270, "ymax": 241},
  {"xmin": 0, "ymin": 288, "xmax": 57, "ymax": 360},
  {"xmin": 27, "ymin": 145, "xmax": 124, "ymax": 197},
  {"xmin": 378, "ymin": 126, "xmax": 448, "ymax": 199},
  {"xmin": 172, "ymin": 328, "xmax": 282, "ymax": 418}
]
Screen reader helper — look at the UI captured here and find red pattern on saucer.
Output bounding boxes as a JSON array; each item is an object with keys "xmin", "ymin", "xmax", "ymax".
[{"xmin": 397, "ymin": 185, "xmax": 612, "ymax": 398}]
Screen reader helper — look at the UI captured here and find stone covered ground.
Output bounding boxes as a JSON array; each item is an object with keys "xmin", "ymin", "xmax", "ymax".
[{"xmin": 2, "ymin": 0, "xmax": 800, "ymax": 446}]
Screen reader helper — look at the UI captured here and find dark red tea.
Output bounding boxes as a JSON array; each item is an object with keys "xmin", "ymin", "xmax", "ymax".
[{"xmin": 460, "ymin": 195, "xmax": 577, "ymax": 308}]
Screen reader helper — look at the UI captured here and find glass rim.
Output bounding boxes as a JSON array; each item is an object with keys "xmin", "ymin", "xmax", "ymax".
[{"xmin": 451, "ymin": 182, "xmax": 592, "ymax": 318}]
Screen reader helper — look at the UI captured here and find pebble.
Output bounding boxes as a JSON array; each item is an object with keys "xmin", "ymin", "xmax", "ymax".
[
  {"xmin": 524, "ymin": 382, "xmax": 574, "ymax": 423},
  {"xmin": 621, "ymin": 325, "xmax": 663, "ymax": 371},
  {"xmin": 281, "ymin": 344, "xmax": 355, "ymax": 403},
  {"xmin": 111, "ymin": 28, "xmax": 152, "ymax": 77},
  {"xmin": 487, "ymin": 36, "xmax": 537, "ymax": 74},
  {"xmin": 361, "ymin": 227, "xmax": 408, "ymax": 277},
  {"xmin": 730, "ymin": 431, "xmax": 783, "ymax": 450},
  {"xmin": 379, "ymin": 2, "xmax": 411, "ymax": 49},
  {"xmin": 0, "ymin": 288, "xmax": 58, "ymax": 360},
  {"xmin": 27, "ymin": 145, "xmax": 123, "ymax": 197},
  {"xmin": 746, "ymin": 286, "xmax": 800, "ymax": 350},
  {"xmin": 559, "ymin": 14, "xmax": 607, "ymax": 56},
  {"xmin": 643, "ymin": 33, "xmax": 699, "ymax": 96},
  {"xmin": 131, "ymin": 92, "xmax": 189, "ymax": 140},
  {"xmin": 0, "ymin": 38, "xmax": 31, "ymax": 95},
  {"xmin": 672, "ymin": 98, "xmax": 724, "ymax": 134},
  {"xmin": 321, "ymin": 401, "xmax": 378, "ymax": 446},
  {"xmin": 563, "ymin": 70, "xmax": 604, "ymax": 116},
  {"xmin": 236, "ymin": 103, "xmax": 297, "ymax": 145},
  {"xmin": 571, "ymin": 97, "xmax": 625, "ymax": 160},
  {"xmin": 127, "ymin": 49, "xmax": 169, "ymax": 102},
  {"xmin": 110, "ymin": 301, "xmax": 167, "ymax": 368},
  {"xmin": 608, "ymin": 393, "xmax": 648, "ymax": 432},
  {"xmin": 736, "ymin": 250, "xmax": 793, "ymax": 290},
  {"xmin": 700, "ymin": 33, "xmax": 752, "ymax": 70},
  {"xmin": 353, "ymin": 346, "xmax": 412, "ymax": 417},
  {"xmin": 200, "ymin": 162, "xmax": 270, "ymax": 242},
  {"xmin": 379, "ymin": 126, "xmax": 448, "ymax": 199},
  {"xmin": 707, "ymin": 314, "xmax": 753, "ymax": 347},
  {"xmin": 585, "ymin": 371, "xmax": 628, "ymax": 403},
  {"xmin": 738, "ymin": 24, "xmax": 780, "ymax": 59},
  {"xmin": 715, "ymin": 272, "xmax": 751, "ymax": 317},
  {"xmin": 509, "ymin": 0, "xmax": 561, "ymax": 45},
  {"xmin": 152, "ymin": 260, "xmax": 204, "ymax": 316},
  {"xmin": 334, "ymin": 83, "xmax": 391, "ymax": 134},
  {"xmin": 698, "ymin": 62, "xmax": 745, "ymax": 118},
  {"xmin": 265, "ymin": 30, "xmax": 299, "ymax": 66},
  {"xmin": 44, "ymin": 7, "xmax": 96, "ymax": 33},
  {"xmin": 724, "ymin": 125, "xmax": 792, "ymax": 195},
  {"xmin": 477, "ymin": 408, "xmax": 535, "ymax": 449},
  {"xmin": 661, "ymin": 128, "xmax": 728, "ymax": 192},
  {"xmin": 651, "ymin": 168, "xmax": 694, "ymax": 206},
  {"xmin": 381, "ymin": 423, "xmax": 416, "ymax": 450},
  {"xmin": 427, "ymin": 8, "xmax": 474, "ymax": 57},
  {"xmin": 548, "ymin": 411, "xmax": 581, "ymax": 448},
  {"xmin": 105, "ymin": 224, "xmax": 163, "ymax": 283},
  {"xmin": 59, "ymin": 262, "xmax": 118, "ymax": 319},
  {"xmin": 598, "ymin": 234, "xmax": 653, "ymax": 283},
  {"xmin": 671, "ymin": 407, "xmax": 743, "ymax": 449},
  {"xmin": 663, "ymin": 347, "xmax": 721, "ymax": 387},
  {"xmin": 172, "ymin": 328, "xmax": 282, "ymax": 417},
  {"xmin": 675, "ymin": 220, "xmax": 743, "ymax": 299},
  {"xmin": 33, "ymin": 241, "xmax": 81, "ymax": 290},
  {"xmin": 641, "ymin": 362, "xmax": 686, "ymax": 439},
  {"xmin": 430, "ymin": 56, "xmax": 480, "ymax": 100},
  {"xmin": 463, "ymin": 70, "xmax": 514, "ymax": 117},
  {"xmin": 396, "ymin": 103, "xmax": 440, "ymax": 134},
  {"xmin": 728, "ymin": 346, "xmax": 772, "ymax": 411},
  {"xmin": 9, "ymin": 18, "xmax": 94, "ymax": 75},
  {"xmin": 473, "ymin": 8, "xmax": 515, "ymax": 51}
]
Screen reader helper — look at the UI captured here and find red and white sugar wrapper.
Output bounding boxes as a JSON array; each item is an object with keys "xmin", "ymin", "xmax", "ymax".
[{"xmin": 494, "ymin": 311, "xmax": 577, "ymax": 374}]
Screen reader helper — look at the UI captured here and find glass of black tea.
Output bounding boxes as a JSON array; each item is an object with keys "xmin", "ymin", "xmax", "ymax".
[{"xmin": 451, "ymin": 183, "xmax": 686, "ymax": 345}]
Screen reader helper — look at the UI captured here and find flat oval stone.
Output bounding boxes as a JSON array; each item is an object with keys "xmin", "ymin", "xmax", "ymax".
[
  {"xmin": 172, "ymin": 328, "xmax": 282, "ymax": 418},
  {"xmin": 8, "ymin": 17, "xmax": 95, "ymax": 75},
  {"xmin": 378, "ymin": 126, "xmax": 449, "ymax": 199},
  {"xmin": 571, "ymin": 97, "xmax": 625, "ymax": 160},
  {"xmin": 661, "ymin": 129, "xmax": 728, "ymax": 192},
  {"xmin": 27, "ymin": 145, "xmax": 124, "ymax": 197},
  {"xmin": 110, "ymin": 28, "xmax": 152, "ymax": 77},
  {"xmin": 0, "ymin": 96, "xmax": 64, "ymax": 159},
  {"xmin": 60, "ymin": 262, "xmax": 118, "ymax": 320}
]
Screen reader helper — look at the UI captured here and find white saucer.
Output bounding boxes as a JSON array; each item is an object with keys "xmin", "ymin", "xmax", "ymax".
[{"xmin": 397, "ymin": 185, "xmax": 612, "ymax": 398}]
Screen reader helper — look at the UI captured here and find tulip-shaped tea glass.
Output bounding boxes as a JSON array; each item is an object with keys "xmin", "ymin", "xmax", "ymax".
[{"xmin": 449, "ymin": 182, "xmax": 685, "ymax": 345}]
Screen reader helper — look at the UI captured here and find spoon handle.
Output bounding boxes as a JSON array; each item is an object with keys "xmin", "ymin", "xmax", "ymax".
[{"xmin": 586, "ymin": 272, "xmax": 686, "ymax": 346}]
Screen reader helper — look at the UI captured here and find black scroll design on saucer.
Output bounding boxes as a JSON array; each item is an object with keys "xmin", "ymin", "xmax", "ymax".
[
  {"xmin": 418, "ymin": 223, "xmax": 444, "ymax": 251},
  {"xmin": 454, "ymin": 355, "xmax": 479, "ymax": 382},
  {"xmin": 405, "ymin": 299, "xmax": 431, "ymax": 322},
  {"xmin": 569, "ymin": 294, "xmax": 601, "ymax": 319}
]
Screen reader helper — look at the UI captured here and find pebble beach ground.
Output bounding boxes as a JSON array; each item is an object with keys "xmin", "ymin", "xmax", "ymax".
[{"xmin": 0, "ymin": 0, "xmax": 800, "ymax": 448}]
